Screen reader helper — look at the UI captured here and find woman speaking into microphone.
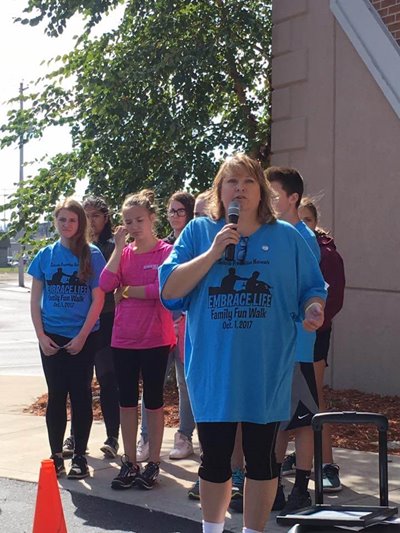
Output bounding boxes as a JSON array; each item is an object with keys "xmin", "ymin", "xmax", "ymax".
[{"xmin": 160, "ymin": 153, "xmax": 326, "ymax": 533}]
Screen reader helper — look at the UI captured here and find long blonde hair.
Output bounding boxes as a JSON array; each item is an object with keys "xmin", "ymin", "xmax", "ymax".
[
  {"xmin": 54, "ymin": 198, "xmax": 92, "ymax": 282},
  {"xmin": 208, "ymin": 153, "xmax": 277, "ymax": 224}
]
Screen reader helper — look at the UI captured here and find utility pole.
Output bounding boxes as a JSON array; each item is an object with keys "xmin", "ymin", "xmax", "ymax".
[{"xmin": 18, "ymin": 81, "xmax": 25, "ymax": 288}]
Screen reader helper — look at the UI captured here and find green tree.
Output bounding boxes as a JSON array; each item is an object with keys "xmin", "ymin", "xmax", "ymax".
[{"xmin": 1, "ymin": 0, "xmax": 272, "ymax": 241}]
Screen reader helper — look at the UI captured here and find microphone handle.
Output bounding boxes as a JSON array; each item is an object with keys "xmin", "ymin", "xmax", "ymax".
[
  {"xmin": 225, "ymin": 243, "xmax": 235, "ymax": 261},
  {"xmin": 225, "ymin": 213, "xmax": 239, "ymax": 261}
]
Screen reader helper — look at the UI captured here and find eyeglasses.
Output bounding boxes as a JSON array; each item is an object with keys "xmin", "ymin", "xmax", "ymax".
[
  {"xmin": 237, "ymin": 236, "xmax": 249, "ymax": 263},
  {"xmin": 167, "ymin": 208, "xmax": 187, "ymax": 217}
]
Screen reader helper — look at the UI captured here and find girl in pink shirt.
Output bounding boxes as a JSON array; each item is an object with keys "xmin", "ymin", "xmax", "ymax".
[{"xmin": 99, "ymin": 189, "xmax": 175, "ymax": 490}]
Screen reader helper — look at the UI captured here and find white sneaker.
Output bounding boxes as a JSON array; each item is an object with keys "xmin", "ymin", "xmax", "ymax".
[
  {"xmin": 169, "ymin": 431, "xmax": 194, "ymax": 460},
  {"xmin": 136, "ymin": 437, "xmax": 149, "ymax": 462}
]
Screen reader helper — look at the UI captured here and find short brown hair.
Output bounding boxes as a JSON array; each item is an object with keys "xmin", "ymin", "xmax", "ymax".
[
  {"xmin": 265, "ymin": 166, "xmax": 304, "ymax": 208},
  {"xmin": 208, "ymin": 153, "xmax": 277, "ymax": 224},
  {"xmin": 168, "ymin": 191, "xmax": 195, "ymax": 221}
]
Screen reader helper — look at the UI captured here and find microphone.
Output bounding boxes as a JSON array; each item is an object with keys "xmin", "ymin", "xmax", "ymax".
[{"xmin": 225, "ymin": 200, "xmax": 240, "ymax": 261}]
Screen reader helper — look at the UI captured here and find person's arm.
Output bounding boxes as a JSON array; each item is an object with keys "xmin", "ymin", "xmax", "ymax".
[
  {"xmin": 100, "ymin": 227, "xmax": 126, "ymax": 294},
  {"xmin": 104, "ymin": 226, "xmax": 127, "ymax": 273},
  {"xmin": 320, "ymin": 247, "xmax": 345, "ymax": 326},
  {"xmin": 64, "ymin": 287, "xmax": 105, "ymax": 355},
  {"xmin": 114, "ymin": 284, "xmax": 146, "ymax": 304},
  {"xmin": 114, "ymin": 246, "xmax": 173, "ymax": 303},
  {"xmin": 162, "ymin": 223, "xmax": 239, "ymax": 299},
  {"xmin": 30, "ymin": 277, "xmax": 60, "ymax": 356}
]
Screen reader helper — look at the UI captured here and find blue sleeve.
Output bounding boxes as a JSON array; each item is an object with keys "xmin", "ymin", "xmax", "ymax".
[
  {"xmin": 27, "ymin": 249, "xmax": 45, "ymax": 281},
  {"xmin": 159, "ymin": 222, "xmax": 197, "ymax": 311},
  {"xmin": 89, "ymin": 246, "xmax": 106, "ymax": 289}
]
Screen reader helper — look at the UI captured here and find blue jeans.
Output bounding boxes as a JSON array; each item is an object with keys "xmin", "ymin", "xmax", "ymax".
[{"xmin": 140, "ymin": 346, "xmax": 195, "ymax": 442}]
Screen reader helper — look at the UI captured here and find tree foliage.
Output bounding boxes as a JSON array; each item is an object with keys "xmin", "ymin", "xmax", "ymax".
[{"xmin": 1, "ymin": 0, "xmax": 272, "ymax": 241}]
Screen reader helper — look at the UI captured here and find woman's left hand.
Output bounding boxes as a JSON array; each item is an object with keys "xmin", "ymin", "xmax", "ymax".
[
  {"xmin": 64, "ymin": 334, "xmax": 87, "ymax": 356},
  {"xmin": 303, "ymin": 302, "xmax": 324, "ymax": 331}
]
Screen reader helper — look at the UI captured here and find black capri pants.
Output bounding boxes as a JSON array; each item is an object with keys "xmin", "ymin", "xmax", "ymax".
[
  {"xmin": 197, "ymin": 421, "xmax": 280, "ymax": 483},
  {"xmin": 113, "ymin": 345, "xmax": 170, "ymax": 409}
]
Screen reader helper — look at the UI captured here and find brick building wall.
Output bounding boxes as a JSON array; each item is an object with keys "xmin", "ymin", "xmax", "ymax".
[{"xmin": 371, "ymin": 0, "xmax": 400, "ymax": 44}]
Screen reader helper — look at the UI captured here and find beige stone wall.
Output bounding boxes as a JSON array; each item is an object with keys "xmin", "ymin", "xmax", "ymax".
[{"xmin": 271, "ymin": 0, "xmax": 400, "ymax": 394}]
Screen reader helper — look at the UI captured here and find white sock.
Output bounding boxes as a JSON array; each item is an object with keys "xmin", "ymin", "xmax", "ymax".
[
  {"xmin": 202, "ymin": 520, "xmax": 225, "ymax": 533},
  {"xmin": 243, "ymin": 528, "xmax": 262, "ymax": 533}
]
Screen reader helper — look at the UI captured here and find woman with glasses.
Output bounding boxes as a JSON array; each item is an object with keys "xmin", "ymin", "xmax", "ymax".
[
  {"xmin": 137, "ymin": 191, "xmax": 197, "ymax": 463},
  {"xmin": 160, "ymin": 154, "xmax": 326, "ymax": 533}
]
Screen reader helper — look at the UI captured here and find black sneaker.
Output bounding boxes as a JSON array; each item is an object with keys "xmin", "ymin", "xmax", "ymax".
[
  {"xmin": 272, "ymin": 483, "xmax": 286, "ymax": 511},
  {"xmin": 228, "ymin": 468, "xmax": 245, "ymax": 512},
  {"xmin": 67, "ymin": 455, "xmax": 89, "ymax": 479},
  {"xmin": 51, "ymin": 455, "xmax": 65, "ymax": 477},
  {"xmin": 278, "ymin": 486, "xmax": 312, "ymax": 516},
  {"xmin": 136, "ymin": 461, "xmax": 160, "ymax": 490},
  {"xmin": 188, "ymin": 478, "xmax": 200, "ymax": 500},
  {"xmin": 62, "ymin": 436, "xmax": 75, "ymax": 458},
  {"xmin": 228, "ymin": 495, "xmax": 243, "ymax": 513},
  {"xmin": 281, "ymin": 452, "xmax": 296, "ymax": 476},
  {"xmin": 323, "ymin": 463, "xmax": 342, "ymax": 493},
  {"xmin": 100, "ymin": 436, "xmax": 119, "ymax": 459},
  {"xmin": 229, "ymin": 479, "xmax": 286, "ymax": 514},
  {"xmin": 111, "ymin": 455, "xmax": 140, "ymax": 490}
]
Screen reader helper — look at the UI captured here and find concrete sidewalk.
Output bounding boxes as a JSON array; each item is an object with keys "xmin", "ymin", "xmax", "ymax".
[{"xmin": 1, "ymin": 376, "xmax": 400, "ymax": 532}]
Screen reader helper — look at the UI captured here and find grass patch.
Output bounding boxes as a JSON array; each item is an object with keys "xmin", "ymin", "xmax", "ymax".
[{"xmin": 0, "ymin": 266, "xmax": 18, "ymax": 273}]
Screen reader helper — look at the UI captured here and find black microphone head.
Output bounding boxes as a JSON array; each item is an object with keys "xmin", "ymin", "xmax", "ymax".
[{"xmin": 228, "ymin": 200, "xmax": 240, "ymax": 223}]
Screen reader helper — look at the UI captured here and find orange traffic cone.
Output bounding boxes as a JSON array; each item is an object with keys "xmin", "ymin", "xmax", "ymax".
[{"xmin": 32, "ymin": 459, "xmax": 67, "ymax": 533}]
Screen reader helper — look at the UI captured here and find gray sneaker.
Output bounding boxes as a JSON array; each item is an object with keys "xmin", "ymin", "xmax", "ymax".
[{"xmin": 101, "ymin": 436, "xmax": 119, "ymax": 458}]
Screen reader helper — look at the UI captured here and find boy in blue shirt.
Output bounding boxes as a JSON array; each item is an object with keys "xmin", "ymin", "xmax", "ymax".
[{"xmin": 267, "ymin": 166, "xmax": 322, "ymax": 515}]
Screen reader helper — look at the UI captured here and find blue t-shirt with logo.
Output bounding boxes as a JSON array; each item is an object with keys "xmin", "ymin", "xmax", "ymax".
[
  {"xmin": 28, "ymin": 240, "xmax": 106, "ymax": 338},
  {"xmin": 293, "ymin": 220, "xmax": 321, "ymax": 362},
  {"xmin": 159, "ymin": 218, "xmax": 326, "ymax": 424}
]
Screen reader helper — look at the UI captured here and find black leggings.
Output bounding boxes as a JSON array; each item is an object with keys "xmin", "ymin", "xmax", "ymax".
[
  {"xmin": 197, "ymin": 421, "xmax": 280, "ymax": 483},
  {"xmin": 94, "ymin": 312, "xmax": 120, "ymax": 437},
  {"xmin": 113, "ymin": 345, "xmax": 170, "ymax": 408},
  {"xmin": 40, "ymin": 332, "xmax": 98, "ymax": 455},
  {"xmin": 70, "ymin": 312, "xmax": 120, "ymax": 439}
]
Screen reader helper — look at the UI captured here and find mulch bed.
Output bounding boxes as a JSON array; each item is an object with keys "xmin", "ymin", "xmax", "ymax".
[{"xmin": 25, "ymin": 383, "xmax": 400, "ymax": 455}]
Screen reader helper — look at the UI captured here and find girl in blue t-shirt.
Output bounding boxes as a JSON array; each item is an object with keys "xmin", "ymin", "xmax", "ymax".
[
  {"xmin": 28, "ymin": 198, "xmax": 105, "ymax": 480},
  {"xmin": 160, "ymin": 154, "xmax": 326, "ymax": 533}
]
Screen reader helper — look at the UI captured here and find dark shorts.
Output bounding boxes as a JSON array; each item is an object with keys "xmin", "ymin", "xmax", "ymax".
[
  {"xmin": 280, "ymin": 362, "xmax": 319, "ymax": 431},
  {"xmin": 313, "ymin": 327, "xmax": 332, "ymax": 364}
]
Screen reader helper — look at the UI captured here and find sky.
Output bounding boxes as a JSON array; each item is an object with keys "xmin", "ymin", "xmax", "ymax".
[{"xmin": 0, "ymin": 1, "xmax": 123, "ymax": 227}]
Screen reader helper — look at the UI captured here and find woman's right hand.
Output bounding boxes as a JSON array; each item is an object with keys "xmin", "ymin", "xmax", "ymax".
[
  {"xmin": 114, "ymin": 286, "xmax": 125, "ymax": 305},
  {"xmin": 208, "ymin": 223, "xmax": 240, "ymax": 262},
  {"xmin": 114, "ymin": 226, "xmax": 128, "ymax": 249},
  {"xmin": 38, "ymin": 334, "xmax": 60, "ymax": 356}
]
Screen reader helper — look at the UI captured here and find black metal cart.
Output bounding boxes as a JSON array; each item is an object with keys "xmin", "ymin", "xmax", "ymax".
[{"xmin": 277, "ymin": 411, "xmax": 399, "ymax": 532}]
